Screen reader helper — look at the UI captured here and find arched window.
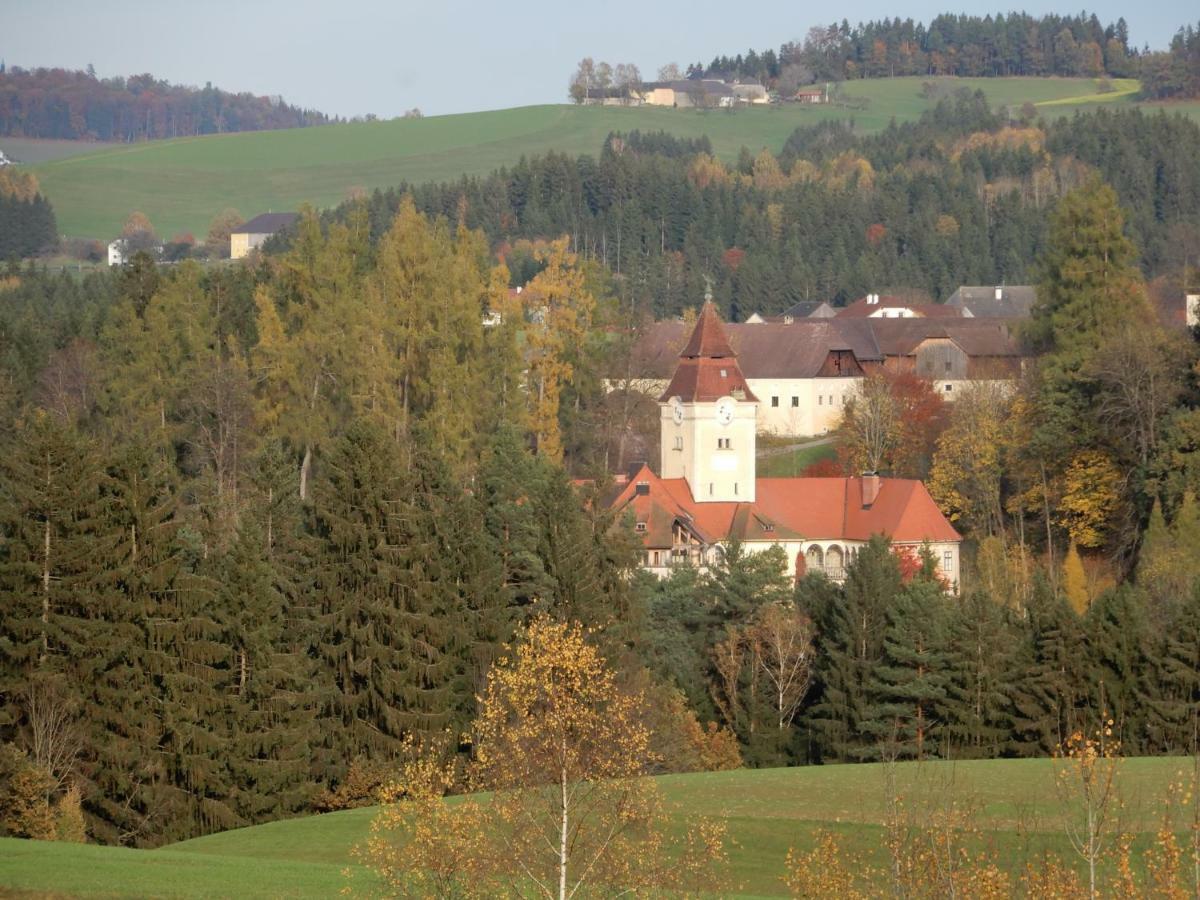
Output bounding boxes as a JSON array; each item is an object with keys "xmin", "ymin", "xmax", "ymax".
[
  {"xmin": 826, "ymin": 545, "xmax": 845, "ymax": 579},
  {"xmin": 805, "ymin": 545, "xmax": 824, "ymax": 573}
]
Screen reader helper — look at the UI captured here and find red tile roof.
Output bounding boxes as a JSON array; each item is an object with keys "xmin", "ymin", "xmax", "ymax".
[
  {"xmin": 680, "ymin": 302, "xmax": 737, "ymax": 357},
  {"xmin": 612, "ymin": 465, "xmax": 960, "ymax": 548},
  {"xmin": 659, "ymin": 303, "xmax": 760, "ymax": 403}
]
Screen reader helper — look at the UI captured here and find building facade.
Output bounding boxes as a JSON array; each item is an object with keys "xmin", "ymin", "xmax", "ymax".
[{"xmin": 612, "ymin": 303, "xmax": 962, "ymax": 587}]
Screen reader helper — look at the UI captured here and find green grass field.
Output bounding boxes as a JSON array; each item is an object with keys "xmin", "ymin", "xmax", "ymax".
[
  {"xmin": 0, "ymin": 757, "xmax": 1191, "ymax": 898},
  {"xmin": 28, "ymin": 76, "xmax": 1194, "ymax": 242},
  {"xmin": 757, "ymin": 440, "xmax": 838, "ymax": 477}
]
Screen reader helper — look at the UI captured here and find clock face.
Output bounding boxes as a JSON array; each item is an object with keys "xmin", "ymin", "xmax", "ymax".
[
  {"xmin": 671, "ymin": 397, "xmax": 684, "ymax": 425},
  {"xmin": 715, "ymin": 397, "xmax": 735, "ymax": 426}
]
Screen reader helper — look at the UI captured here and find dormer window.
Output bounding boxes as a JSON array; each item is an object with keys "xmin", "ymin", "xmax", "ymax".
[
  {"xmin": 763, "ymin": 523, "xmax": 774, "ymax": 532},
  {"xmin": 635, "ymin": 521, "xmax": 647, "ymax": 533},
  {"xmin": 635, "ymin": 481, "xmax": 650, "ymax": 496},
  {"xmin": 720, "ymin": 368, "xmax": 728, "ymax": 377}
]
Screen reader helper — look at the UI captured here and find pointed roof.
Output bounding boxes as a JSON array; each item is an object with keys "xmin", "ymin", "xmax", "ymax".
[
  {"xmin": 680, "ymin": 302, "xmax": 736, "ymax": 358},
  {"xmin": 659, "ymin": 302, "xmax": 759, "ymax": 403}
]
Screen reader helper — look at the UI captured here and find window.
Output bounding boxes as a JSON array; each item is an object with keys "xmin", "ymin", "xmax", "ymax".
[
  {"xmin": 734, "ymin": 482, "xmax": 738, "ymax": 495},
  {"xmin": 943, "ymin": 550, "xmax": 953, "ymax": 571},
  {"xmin": 828, "ymin": 395, "xmax": 834, "ymax": 405},
  {"xmin": 818, "ymin": 396, "xmax": 823, "ymax": 406},
  {"xmin": 945, "ymin": 360, "xmax": 952, "ymax": 373},
  {"xmin": 709, "ymin": 483, "xmax": 714, "ymax": 496},
  {"xmin": 673, "ymin": 436, "xmax": 683, "ymax": 450},
  {"xmin": 652, "ymin": 551, "xmax": 661, "ymax": 566},
  {"xmin": 720, "ymin": 368, "xmax": 728, "ymax": 377},
  {"xmin": 945, "ymin": 384, "xmax": 953, "ymax": 392},
  {"xmin": 791, "ymin": 396, "xmax": 799, "ymax": 407},
  {"xmin": 771, "ymin": 396, "xmax": 779, "ymax": 407},
  {"xmin": 717, "ymin": 437, "xmax": 731, "ymax": 449},
  {"xmin": 635, "ymin": 522, "xmax": 647, "ymax": 533}
]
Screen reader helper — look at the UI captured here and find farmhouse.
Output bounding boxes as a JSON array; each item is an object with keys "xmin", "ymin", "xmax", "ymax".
[
  {"xmin": 836, "ymin": 293, "xmax": 963, "ymax": 319},
  {"xmin": 945, "ymin": 285, "xmax": 1036, "ymax": 318},
  {"xmin": 792, "ymin": 87, "xmax": 828, "ymax": 104},
  {"xmin": 617, "ymin": 313, "xmax": 1024, "ymax": 436},
  {"xmin": 230, "ymin": 212, "xmax": 298, "ymax": 260},
  {"xmin": 611, "ymin": 302, "xmax": 961, "ymax": 584}
]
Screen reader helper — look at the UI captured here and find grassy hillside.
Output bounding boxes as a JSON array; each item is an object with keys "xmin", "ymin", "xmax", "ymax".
[
  {"xmin": 0, "ymin": 757, "xmax": 1190, "ymax": 898},
  {"xmin": 29, "ymin": 76, "xmax": 1194, "ymax": 242}
]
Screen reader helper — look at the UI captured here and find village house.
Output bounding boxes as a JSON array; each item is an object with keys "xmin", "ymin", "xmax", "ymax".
[
  {"xmin": 230, "ymin": 212, "xmax": 298, "ymax": 260},
  {"xmin": 945, "ymin": 285, "xmax": 1036, "ymax": 318},
  {"xmin": 617, "ymin": 313, "xmax": 1024, "ymax": 436},
  {"xmin": 791, "ymin": 86, "xmax": 828, "ymax": 104},
  {"xmin": 837, "ymin": 293, "xmax": 964, "ymax": 319},
  {"xmin": 610, "ymin": 302, "xmax": 961, "ymax": 585}
]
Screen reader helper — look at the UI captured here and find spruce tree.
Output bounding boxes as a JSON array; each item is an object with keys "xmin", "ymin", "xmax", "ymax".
[
  {"xmin": 943, "ymin": 591, "xmax": 1015, "ymax": 759},
  {"xmin": 861, "ymin": 580, "xmax": 951, "ymax": 760},
  {"xmin": 1085, "ymin": 586, "xmax": 1150, "ymax": 753},
  {"xmin": 807, "ymin": 536, "xmax": 899, "ymax": 761},
  {"xmin": 1008, "ymin": 574, "xmax": 1091, "ymax": 755},
  {"xmin": 1140, "ymin": 581, "xmax": 1200, "ymax": 754}
]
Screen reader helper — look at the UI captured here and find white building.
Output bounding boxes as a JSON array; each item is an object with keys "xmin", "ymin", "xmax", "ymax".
[{"xmin": 610, "ymin": 302, "xmax": 962, "ymax": 587}]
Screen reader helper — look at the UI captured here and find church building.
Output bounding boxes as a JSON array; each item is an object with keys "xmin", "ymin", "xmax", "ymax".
[{"xmin": 610, "ymin": 302, "xmax": 962, "ymax": 587}]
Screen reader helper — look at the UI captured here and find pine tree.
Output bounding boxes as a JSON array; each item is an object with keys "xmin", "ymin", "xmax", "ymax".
[
  {"xmin": 1085, "ymin": 586, "xmax": 1149, "ymax": 753},
  {"xmin": 309, "ymin": 420, "xmax": 430, "ymax": 773},
  {"xmin": 1140, "ymin": 581, "xmax": 1200, "ymax": 754},
  {"xmin": 861, "ymin": 580, "xmax": 951, "ymax": 760},
  {"xmin": 807, "ymin": 536, "xmax": 899, "ymax": 761},
  {"xmin": 213, "ymin": 520, "xmax": 316, "ymax": 823},
  {"xmin": 943, "ymin": 590, "xmax": 1016, "ymax": 759},
  {"xmin": 1009, "ymin": 575, "xmax": 1090, "ymax": 755}
]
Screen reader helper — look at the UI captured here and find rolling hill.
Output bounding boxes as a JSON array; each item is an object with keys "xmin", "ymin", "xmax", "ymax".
[
  {"xmin": 24, "ymin": 76, "xmax": 1198, "ymax": 242},
  {"xmin": 0, "ymin": 757, "xmax": 1190, "ymax": 898}
]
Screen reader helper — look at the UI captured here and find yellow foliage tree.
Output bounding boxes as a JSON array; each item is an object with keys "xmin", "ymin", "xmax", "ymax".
[
  {"xmin": 358, "ymin": 618, "xmax": 730, "ymax": 898},
  {"xmin": 1062, "ymin": 541, "xmax": 1090, "ymax": 615},
  {"xmin": 522, "ymin": 239, "xmax": 594, "ymax": 462},
  {"xmin": 1057, "ymin": 450, "xmax": 1121, "ymax": 548}
]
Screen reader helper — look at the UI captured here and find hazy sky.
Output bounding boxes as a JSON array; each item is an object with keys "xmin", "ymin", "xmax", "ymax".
[{"xmin": 4, "ymin": 0, "xmax": 1193, "ymax": 118}]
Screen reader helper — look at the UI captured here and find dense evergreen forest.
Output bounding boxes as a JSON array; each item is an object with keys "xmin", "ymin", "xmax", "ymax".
[
  {"xmin": 2, "ymin": 80, "xmax": 1200, "ymax": 849},
  {"xmin": 0, "ymin": 169, "xmax": 57, "ymax": 259},
  {"xmin": 0, "ymin": 66, "xmax": 331, "ymax": 141},
  {"xmin": 687, "ymin": 11, "xmax": 1138, "ymax": 85},
  {"xmin": 327, "ymin": 95, "xmax": 1200, "ymax": 321}
]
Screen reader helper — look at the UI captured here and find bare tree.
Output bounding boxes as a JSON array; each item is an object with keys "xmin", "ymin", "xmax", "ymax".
[
  {"xmin": 841, "ymin": 374, "xmax": 899, "ymax": 473},
  {"xmin": 21, "ymin": 677, "xmax": 82, "ymax": 795},
  {"xmin": 656, "ymin": 62, "xmax": 682, "ymax": 81},
  {"xmin": 1088, "ymin": 324, "xmax": 1189, "ymax": 469},
  {"xmin": 751, "ymin": 603, "xmax": 815, "ymax": 729},
  {"xmin": 567, "ymin": 58, "xmax": 596, "ymax": 104}
]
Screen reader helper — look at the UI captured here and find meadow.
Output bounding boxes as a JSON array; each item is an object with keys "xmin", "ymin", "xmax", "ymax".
[
  {"xmin": 0, "ymin": 756, "xmax": 1191, "ymax": 898},
  {"xmin": 28, "ymin": 76, "xmax": 1199, "ymax": 242}
]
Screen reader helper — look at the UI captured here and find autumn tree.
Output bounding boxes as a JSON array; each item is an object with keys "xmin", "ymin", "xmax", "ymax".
[
  {"xmin": 377, "ymin": 617, "xmax": 728, "ymax": 898},
  {"xmin": 521, "ymin": 237, "xmax": 596, "ymax": 462},
  {"xmin": 204, "ymin": 208, "xmax": 243, "ymax": 258},
  {"xmin": 929, "ymin": 381, "xmax": 1012, "ymax": 537}
]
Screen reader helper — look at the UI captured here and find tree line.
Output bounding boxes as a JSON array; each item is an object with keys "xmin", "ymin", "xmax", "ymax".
[
  {"xmin": 1140, "ymin": 20, "xmax": 1200, "ymax": 99},
  {"xmin": 320, "ymin": 93, "xmax": 1200, "ymax": 321},
  {"xmin": 683, "ymin": 11, "xmax": 1139, "ymax": 87},
  {"xmin": 0, "ymin": 66, "xmax": 331, "ymax": 142}
]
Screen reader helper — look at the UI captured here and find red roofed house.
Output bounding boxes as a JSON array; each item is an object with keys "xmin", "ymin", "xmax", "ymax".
[{"xmin": 611, "ymin": 302, "xmax": 961, "ymax": 587}]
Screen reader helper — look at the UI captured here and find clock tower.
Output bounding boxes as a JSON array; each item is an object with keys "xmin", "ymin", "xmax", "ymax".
[{"xmin": 659, "ymin": 302, "xmax": 758, "ymax": 503}]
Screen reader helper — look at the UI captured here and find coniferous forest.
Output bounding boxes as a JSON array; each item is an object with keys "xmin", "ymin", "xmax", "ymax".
[
  {"xmin": 2, "ymin": 91, "xmax": 1200, "ymax": 851},
  {"xmin": 326, "ymin": 96, "xmax": 1200, "ymax": 321}
]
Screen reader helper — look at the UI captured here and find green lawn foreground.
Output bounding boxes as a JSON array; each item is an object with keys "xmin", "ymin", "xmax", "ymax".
[
  {"xmin": 29, "ymin": 77, "xmax": 1130, "ymax": 241},
  {"xmin": 0, "ymin": 757, "xmax": 1191, "ymax": 898}
]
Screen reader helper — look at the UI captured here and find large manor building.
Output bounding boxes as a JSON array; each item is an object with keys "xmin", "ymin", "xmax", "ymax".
[{"xmin": 610, "ymin": 303, "xmax": 962, "ymax": 587}]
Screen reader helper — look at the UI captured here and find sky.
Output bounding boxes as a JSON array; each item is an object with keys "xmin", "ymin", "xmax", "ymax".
[{"xmin": 4, "ymin": 0, "xmax": 1194, "ymax": 119}]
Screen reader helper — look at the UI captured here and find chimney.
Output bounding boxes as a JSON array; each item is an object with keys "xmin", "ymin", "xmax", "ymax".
[{"xmin": 862, "ymin": 472, "xmax": 880, "ymax": 507}]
